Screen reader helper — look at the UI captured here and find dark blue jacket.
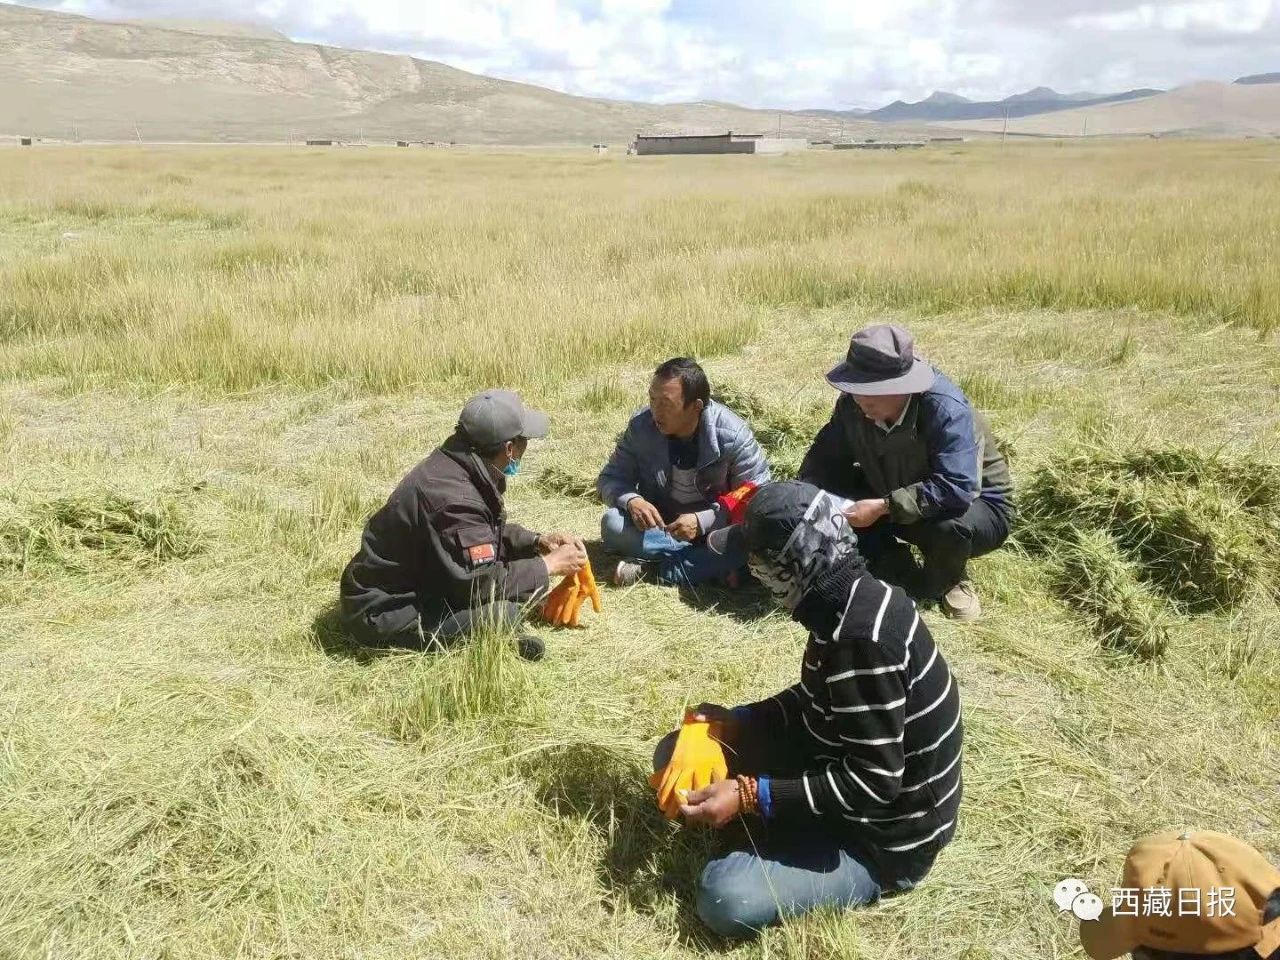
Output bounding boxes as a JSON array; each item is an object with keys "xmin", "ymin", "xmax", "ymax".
[{"xmin": 799, "ymin": 371, "xmax": 1013, "ymax": 524}]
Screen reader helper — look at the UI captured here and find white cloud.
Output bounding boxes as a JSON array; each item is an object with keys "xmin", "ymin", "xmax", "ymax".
[
  {"xmin": 8, "ymin": 0, "xmax": 1280, "ymax": 108},
  {"xmin": 1068, "ymin": 0, "xmax": 1273, "ymax": 31}
]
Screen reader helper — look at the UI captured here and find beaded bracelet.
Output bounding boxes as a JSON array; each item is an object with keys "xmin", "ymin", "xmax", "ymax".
[{"xmin": 736, "ymin": 775, "xmax": 760, "ymax": 816}]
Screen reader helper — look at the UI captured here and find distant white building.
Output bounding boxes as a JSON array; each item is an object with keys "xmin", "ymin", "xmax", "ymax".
[{"xmin": 632, "ymin": 132, "xmax": 809, "ymax": 156}]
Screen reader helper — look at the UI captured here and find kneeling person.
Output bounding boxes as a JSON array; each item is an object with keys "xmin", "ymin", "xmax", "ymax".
[
  {"xmin": 801, "ymin": 324, "xmax": 1014, "ymax": 620},
  {"xmin": 597, "ymin": 357, "xmax": 770, "ymax": 586},
  {"xmin": 659, "ymin": 481, "xmax": 962, "ymax": 938},
  {"xmin": 340, "ymin": 389, "xmax": 586, "ymax": 661}
]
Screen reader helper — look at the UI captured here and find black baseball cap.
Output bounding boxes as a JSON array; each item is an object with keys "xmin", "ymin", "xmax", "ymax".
[
  {"xmin": 457, "ymin": 389, "xmax": 550, "ymax": 447},
  {"xmin": 707, "ymin": 481, "xmax": 821, "ymax": 556}
]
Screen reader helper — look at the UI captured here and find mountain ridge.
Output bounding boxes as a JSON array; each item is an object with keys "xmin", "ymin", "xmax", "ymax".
[
  {"xmin": 0, "ymin": 3, "xmax": 930, "ymax": 144},
  {"xmin": 1234, "ymin": 72, "xmax": 1280, "ymax": 85},
  {"xmin": 939, "ymin": 80, "xmax": 1280, "ymax": 137},
  {"xmin": 864, "ymin": 87, "xmax": 1163, "ymax": 122},
  {"xmin": 2, "ymin": 4, "xmax": 1276, "ymax": 143}
]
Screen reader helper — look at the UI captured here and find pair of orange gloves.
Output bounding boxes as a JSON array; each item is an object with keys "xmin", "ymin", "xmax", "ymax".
[
  {"xmin": 648, "ymin": 711, "xmax": 730, "ymax": 819},
  {"xmin": 539, "ymin": 560, "xmax": 601, "ymax": 627}
]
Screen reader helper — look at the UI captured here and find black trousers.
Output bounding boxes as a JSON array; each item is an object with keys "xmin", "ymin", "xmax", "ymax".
[
  {"xmin": 857, "ymin": 497, "xmax": 1010, "ymax": 600},
  {"xmin": 345, "ymin": 600, "xmax": 522, "ymax": 650}
]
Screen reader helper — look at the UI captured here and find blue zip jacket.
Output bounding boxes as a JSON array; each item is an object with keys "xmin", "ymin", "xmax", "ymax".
[
  {"xmin": 597, "ymin": 400, "xmax": 771, "ymax": 531},
  {"xmin": 799, "ymin": 370, "xmax": 1013, "ymax": 524}
]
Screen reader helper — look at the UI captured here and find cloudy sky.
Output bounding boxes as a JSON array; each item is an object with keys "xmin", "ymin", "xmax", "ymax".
[{"xmin": 9, "ymin": 0, "xmax": 1280, "ymax": 108}]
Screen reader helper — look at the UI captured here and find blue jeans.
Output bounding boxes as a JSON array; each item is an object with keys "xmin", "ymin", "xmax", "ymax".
[
  {"xmin": 600, "ymin": 507, "xmax": 745, "ymax": 587},
  {"xmin": 697, "ymin": 835, "xmax": 885, "ymax": 938},
  {"xmin": 653, "ymin": 728, "xmax": 928, "ymax": 939}
]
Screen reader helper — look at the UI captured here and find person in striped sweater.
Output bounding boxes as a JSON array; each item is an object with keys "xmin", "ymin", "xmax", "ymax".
[{"xmin": 660, "ymin": 480, "xmax": 963, "ymax": 938}]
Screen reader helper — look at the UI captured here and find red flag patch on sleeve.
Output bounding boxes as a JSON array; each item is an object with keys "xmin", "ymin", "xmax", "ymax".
[{"xmin": 467, "ymin": 542, "xmax": 497, "ymax": 566}]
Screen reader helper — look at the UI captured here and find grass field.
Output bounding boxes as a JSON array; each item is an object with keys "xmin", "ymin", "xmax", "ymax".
[{"xmin": 1, "ymin": 141, "xmax": 1278, "ymax": 960}]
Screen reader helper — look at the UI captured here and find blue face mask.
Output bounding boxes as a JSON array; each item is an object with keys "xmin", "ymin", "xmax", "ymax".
[{"xmin": 503, "ymin": 459, "xmax": 521, "ymax": 477}]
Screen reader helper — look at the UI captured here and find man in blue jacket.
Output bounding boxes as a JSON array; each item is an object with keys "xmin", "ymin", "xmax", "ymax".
[
  {"xmin": 799, "ymin": 325, "xmax": 1013, "ymax": 620},
  {"xmin": 597, "ymin": 357, "xmax": 771, "ymax": 587}
]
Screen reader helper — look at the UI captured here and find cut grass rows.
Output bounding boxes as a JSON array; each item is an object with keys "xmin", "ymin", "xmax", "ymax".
[{"xmin": 0, "ymin": 143, "xmax": 1277, "ymax": 960}]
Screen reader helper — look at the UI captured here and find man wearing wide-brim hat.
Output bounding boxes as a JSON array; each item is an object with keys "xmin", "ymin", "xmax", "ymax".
[{"xmin": 799, "ymin": 324, "xmax": 1013, "ymax": 620}]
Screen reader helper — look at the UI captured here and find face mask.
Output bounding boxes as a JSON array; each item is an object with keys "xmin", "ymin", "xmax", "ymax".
[
  {"xmin": 749, "ymin": 556, "xmax": 802, "ymax": 610},
  {"xmin": 503, "ymin": 458, "xmax": 521, "ymax": 477}
]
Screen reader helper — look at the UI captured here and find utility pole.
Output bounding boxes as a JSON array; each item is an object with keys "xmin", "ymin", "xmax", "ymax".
[
  {"xmin": 777, "ymin": 112, "xmax": 781, "ymax": 138},
  {"xmin": 1083, "ymin": 115, "xmax": 1088, "ymax": 138},
  {"xmin": 134, "ymin": 122, "xmax": 142, "ymax": 144},
  {"xmin": 1001, "ymin": 106, "xmax": 1008, "ymax": 145}
]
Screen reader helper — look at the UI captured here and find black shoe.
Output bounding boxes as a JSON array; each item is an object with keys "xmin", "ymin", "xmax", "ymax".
[{"xmin": 516, "ymin": 633, "xmax": 546, "ymax": 662}]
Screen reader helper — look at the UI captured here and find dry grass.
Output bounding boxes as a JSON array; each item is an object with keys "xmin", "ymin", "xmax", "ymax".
[{"xmin": 0, "ymin": 141, "xmax": 1277, "ymax": 960}]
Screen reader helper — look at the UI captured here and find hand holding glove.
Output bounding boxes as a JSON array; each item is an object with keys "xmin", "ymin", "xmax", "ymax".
[
  {"xmin": 648, "ymin": 711, "xmax": 729, "ymax": 819},
  {"xmin": 539, "ymin": 559, "xmax": 602, "ymax": 627}
]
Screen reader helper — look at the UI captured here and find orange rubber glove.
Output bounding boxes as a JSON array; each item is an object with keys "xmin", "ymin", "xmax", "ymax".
[
  {"xmin": 578, "ymin": 560, "xmax": 602, "ymax": 613},
  {"xmin": 559, "ymin": 581, "xmax": 580, "ymax": 626},
  {"xmin": 539, "ymin": 576, "xmax": 575, "ymax": 624},
  {"xmin": 540, "ymin": 561, "xmax": 603, "ymax": 627},
  {"xmin": 648, "ymin": 712, "xmax": 729, "ymax": 819}
]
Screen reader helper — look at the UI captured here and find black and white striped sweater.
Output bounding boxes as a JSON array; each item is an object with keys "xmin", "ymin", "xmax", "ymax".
[{"xmin": 745, "ymin": 562, "xmax": 963, "ymax": 868}]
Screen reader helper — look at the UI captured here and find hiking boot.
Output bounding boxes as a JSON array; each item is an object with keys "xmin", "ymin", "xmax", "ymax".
[
  {"xmin": 611, "ymin": 559, "xmax": 648, "ymax": 587},
  {"xmin": 516, "ymin": 633, "xmax": 546, "ymax": 662},
  {"xmin": 941, "ymin": 581, "xmax": 981, "ymax": 621}
]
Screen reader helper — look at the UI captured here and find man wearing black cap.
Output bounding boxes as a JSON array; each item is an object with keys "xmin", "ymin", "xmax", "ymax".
[
  {"xmin": 657, "ymin": 480, "xmax": 962, "ymax": 939},
  {"xmin": 340, "ymin": 389, "xmax": 587, "ymax": 661},
  {"xmin": 800, "ymin": 324, "xmax": 1013, "ymax": 620}
]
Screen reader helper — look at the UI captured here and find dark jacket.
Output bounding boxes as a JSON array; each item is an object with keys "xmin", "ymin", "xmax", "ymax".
[
  {"xmin": 799, "ymin": 370, "xmax": 1013, "ymax": 525},
  {"xmin": 340, "ymin": 435, "xmax": 548, "ymax": 640},
  {"xmin": 596, "ymin": 400, "xmax": 771, "ymax": 530},
  {"xmin": 744, "ymin": 561, "xmax": 962, "ymax": 885}
]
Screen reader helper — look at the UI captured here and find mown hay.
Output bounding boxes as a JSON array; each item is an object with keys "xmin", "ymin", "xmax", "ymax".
[
  {"xmin": 1106, "ymin": 449, "xmax": 1280, "ymax": 515},
  {"xmin": 535, "ymin": 463, "xmax": 599, "ymax": 502},
  {"xmin": 0, "ymin": 491, "xmax": 203, "ymax": 574},
  {"xmin": 1053, "ymin": 530, "xmax": 1171, "ymax": 660},
  {"xmin": 1020, "ymin": 446, "xmax": 1280, "ymax": 655}
]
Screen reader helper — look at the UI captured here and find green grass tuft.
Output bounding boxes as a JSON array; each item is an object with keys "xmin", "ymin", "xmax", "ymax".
[{"xmin": 380, "ymin": 615, "xmax": 538, "ymax": 734}]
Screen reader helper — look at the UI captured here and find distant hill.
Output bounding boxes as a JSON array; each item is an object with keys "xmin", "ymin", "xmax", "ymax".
[
  {"xmin": 1003, "ymin": 87, "xmax": 1101, "ymax": 104},
  {"xmin": 866, "ymin": 87, "xmax": 1162, "ymax": 122},
  {"xmin": 0, "ymin": 3, "xmax": 933, "ymax": 145},
  {"xmin": 1234, "ymin": 73, "xmax": 1280, "ymax": 85},
  {"xmin": 120, "ymin": 18, "xmax": 289, "ymax": 41},
  {"xmin": 3, "ymin": 3, "xmax": 1272, "ymax": 144},
  {"xmin": 939, "ymin": 81, "xmax": 1280, "ymax": 137}
]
